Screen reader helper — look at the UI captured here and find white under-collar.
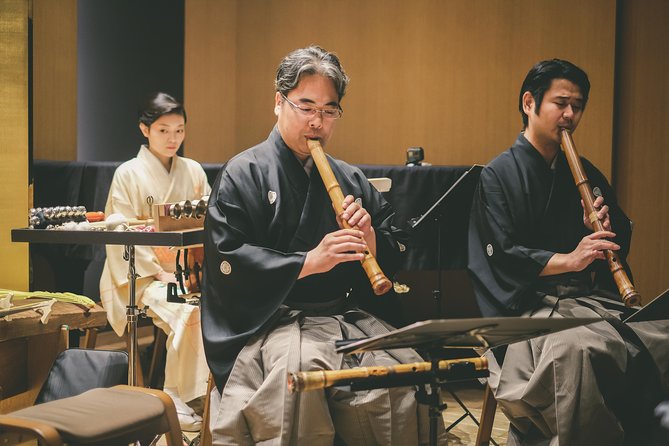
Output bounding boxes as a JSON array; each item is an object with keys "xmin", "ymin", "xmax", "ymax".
[{"xmin": 302, "ymin": 156, "xmax": 314, "ymax": 176}]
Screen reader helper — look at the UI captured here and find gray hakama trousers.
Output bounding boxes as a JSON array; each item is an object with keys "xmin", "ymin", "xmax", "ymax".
[
  {"xmin": 485, "ymin": 293, "xmax": 669, "ymax": 446},
  {"xmin": 209, "ymin": 304, "xmax": 446, "ymax": 445}
]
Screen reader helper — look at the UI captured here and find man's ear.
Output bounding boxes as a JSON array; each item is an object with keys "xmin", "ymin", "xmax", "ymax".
[
  {"xmin": 522, "ymin": 91, "xmax": 535, "ymax": 115},
  {"xmin": 274, "ymin": 91, "xmax": 282, "ymax": 116},
  {"xmin": 139, "ymin": 122, "xmax": 150, "ymax": 138}
]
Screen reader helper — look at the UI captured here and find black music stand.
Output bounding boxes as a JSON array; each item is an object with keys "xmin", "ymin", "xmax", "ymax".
[
  {"xmin": 407, "ymin": 165, "xmax": 483, "ymax": 317},
  {"xmin": 336, "ymin": 317, "xmax": 600, "ymax": 446}
]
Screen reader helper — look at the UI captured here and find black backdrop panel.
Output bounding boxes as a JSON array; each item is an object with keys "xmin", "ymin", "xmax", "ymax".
[{"xmin": 30, "ymin": 161, "xmax": 478, "ymax": 302}]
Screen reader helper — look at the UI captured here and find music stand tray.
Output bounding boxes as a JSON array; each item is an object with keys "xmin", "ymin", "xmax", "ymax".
[{"xmin": 336, "ymin": 317, "xmax": 601, "ymax": 354}]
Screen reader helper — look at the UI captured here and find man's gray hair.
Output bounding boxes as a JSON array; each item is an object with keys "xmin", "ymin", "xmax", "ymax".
[{"xmin": 275, "ymin": 46, "xmax": 349, "ymax": 101}]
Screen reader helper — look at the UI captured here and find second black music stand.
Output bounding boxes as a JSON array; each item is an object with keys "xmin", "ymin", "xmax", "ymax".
[{"xmin": 407, "ymin": 165, "xmax": 483, "ymax": 317}]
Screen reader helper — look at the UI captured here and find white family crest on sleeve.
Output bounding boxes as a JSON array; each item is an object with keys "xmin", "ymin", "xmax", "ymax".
[
  {"xmin": 486, "ymin": 244, "xmax": 494, "ymax": 257},
  {"xmin": 268, "ymin": 191, "xmax": 277, "ymax": 205},
  {"xmin": 397, "ymin": 241, "xmax": 406, "ymax": 252},
  {"xmin": 220, "ymin": 260, "xmax": 232, "ymax": 275},
  {"xmin": 355, "ymin": 197, "xmax": 362, "ymax": 206}
]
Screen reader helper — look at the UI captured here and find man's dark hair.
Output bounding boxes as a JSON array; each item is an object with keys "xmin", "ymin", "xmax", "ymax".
[
  {"xmin": 275, "ymin": 45, "xmax": 349, "ymax": 101},
  {"xmin": 519, "ymin": 59, "xmax": 590, "ymax": 129},
  {"xmin": 138, "ymin": 92, "xmax": 187, "ymax": 127}
]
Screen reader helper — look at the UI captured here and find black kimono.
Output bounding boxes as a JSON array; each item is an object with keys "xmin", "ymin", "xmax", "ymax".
[
  {"xmin": 468, "ymin": 133, "xmax": 668, "ymax": 445},
  {"xmin": 468, "ymin": 132, "xmax": 632, "ymax": 316},
  {"xmin": 201, "ymin": 127, "xmax": 437, "ymax": 445}
]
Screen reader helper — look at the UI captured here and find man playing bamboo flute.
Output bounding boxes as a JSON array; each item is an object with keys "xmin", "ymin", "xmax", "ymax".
[
  {"xmin": 201, "ymin": 45, "xmax": 444, "ymax": 445},
  {"xmin": 468, "ymin": 59, "xmax": 669, "ymax": 445}
]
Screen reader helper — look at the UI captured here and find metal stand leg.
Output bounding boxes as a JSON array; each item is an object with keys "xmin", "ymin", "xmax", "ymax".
[
  {"xmin": 124, "ymin": 244, "xmax": 146, "ymax": 387},
  {"xmin": 428, "ymin": 385, "xmax": 441, "ymax": 446},
  {"xmin": 125, "ymin": 244, "xmax": 203, "ymax": 445},
  {"xmin": 125, "ymin": 245, "xmax": 164, "ymax": 446},
  {"xmin": 415, "ymin": 383, "xmax": 446, "ymax": 446},
  {"xmin": 444, "ymin": 386, "xmax": 499, "ymax": 446},
  {"xmin": 415, "ymin": 356, "xmax": 450, "ymax": 446}
]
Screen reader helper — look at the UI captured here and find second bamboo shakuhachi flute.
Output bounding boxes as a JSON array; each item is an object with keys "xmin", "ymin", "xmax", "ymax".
[
  {"xmin": 306, "ymin": 138, "xmax": 393, "ymax": 295},
  {"xmin": 560, "ymin": 128, "xmax": 640, "ymax": 307},
  {"xmin": 288, "ymin": 357, "xmax": 488, "ymax": 392}
]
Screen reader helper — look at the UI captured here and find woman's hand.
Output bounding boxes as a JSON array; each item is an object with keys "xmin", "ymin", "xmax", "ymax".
[{"xmin": 155, "ymin": 270, "xmax": 177, "ymax": 283}]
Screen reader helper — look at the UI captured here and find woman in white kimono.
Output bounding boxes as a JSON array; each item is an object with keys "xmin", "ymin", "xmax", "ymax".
[{"xmin": 99, "ymin": 92, "xmax": 211, "ymax": 431}]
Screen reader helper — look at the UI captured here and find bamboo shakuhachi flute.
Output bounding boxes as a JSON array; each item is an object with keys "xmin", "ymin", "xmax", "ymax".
[
  {"xmin": 560, "ymin": 128, "xmax": 641, "ymax": 307},
  {"xmin": 306, "ymin": 138, "xmax": 393, "ymax": 295},
  {"xmin": 288, "ymin": 357, "xmax": 488, "ymax": 392}
]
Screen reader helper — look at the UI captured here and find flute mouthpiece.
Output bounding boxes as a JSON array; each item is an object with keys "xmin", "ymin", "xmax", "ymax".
[{"xmin": 306, "ymin": 138, "xmax": 322, "ymax": 151}]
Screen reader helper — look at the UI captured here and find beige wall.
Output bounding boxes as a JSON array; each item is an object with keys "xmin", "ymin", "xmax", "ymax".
[
  {"xmin": 185, "ymin": 0, "xmax": 616, "ymax": 176},
  {"xmin": 184, "ymin": 0, "xmax": 238, "ymax": 161},
  {"xmin": 615, "ymin": 0, "xmax": 669, "ymax": 302},
  {"xmin": 0, "ymin": 0, "xmax": 29, "ymax": 291},
  {"xmin": 32, "ymin": 0, "xmax": 77, "ymax": 160}
]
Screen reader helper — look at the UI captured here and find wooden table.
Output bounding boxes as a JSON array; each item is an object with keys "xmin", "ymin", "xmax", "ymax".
[{"xmin": 0, "ymin": 301, "xmax": 107, "ymax": 413}]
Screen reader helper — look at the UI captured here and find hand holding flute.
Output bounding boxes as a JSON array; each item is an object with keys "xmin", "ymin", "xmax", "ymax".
[
  {"xmin": 305, "ymin": 138, "xmax": 393, "ymax": 295},
  {"xmin": 560, "ymin": 129, "xmax": 641, "ymax": 307}
]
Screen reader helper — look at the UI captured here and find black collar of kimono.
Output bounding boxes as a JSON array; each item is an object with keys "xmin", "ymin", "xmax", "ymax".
[
  {"xmin": 512, "ymin": 132, "xmax": 574, "ymax": 215},
  {"xmin": 267, "ymin": 126, "xmax": 312, "ymax": 190},
  {"xmin": 266, "ymin": 126, "xmax": 330, "ymax": 250},
  {"xmin": 511, "ymin": 132, "xmax": 562, "ymax": 176}
]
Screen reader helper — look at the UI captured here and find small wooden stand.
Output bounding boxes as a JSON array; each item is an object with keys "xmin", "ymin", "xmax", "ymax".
[{"xmin": 152, "ymin": 202, "xmax": 206, "ymax": 232}]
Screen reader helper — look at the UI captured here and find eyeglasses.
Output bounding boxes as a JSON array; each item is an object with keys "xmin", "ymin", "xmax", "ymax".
[{"xmin": 280, "ymin": 93, "xmax": 343, "ymax": 120}]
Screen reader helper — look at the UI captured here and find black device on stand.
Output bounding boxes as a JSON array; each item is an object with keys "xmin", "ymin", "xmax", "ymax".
[
  {"xmin": 406, "ymin": 147, "xmax": 425, "ymax": 166},
  {"xmin": 408, "ymin": 165, "xmax": 483, "ymax": 317}
]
